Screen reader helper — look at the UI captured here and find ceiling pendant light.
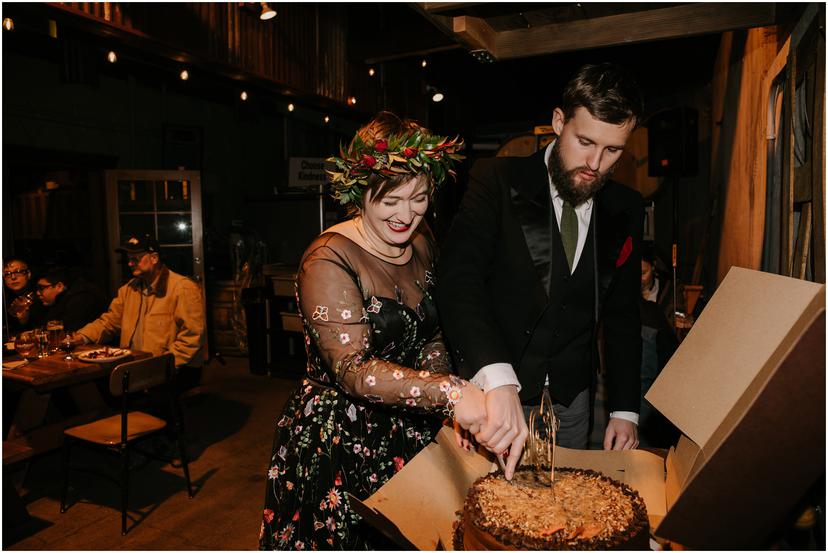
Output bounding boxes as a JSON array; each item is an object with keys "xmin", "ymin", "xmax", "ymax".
[{"xmin": 260, "ymin": 2, "xmax": 276, "ymax": 20}]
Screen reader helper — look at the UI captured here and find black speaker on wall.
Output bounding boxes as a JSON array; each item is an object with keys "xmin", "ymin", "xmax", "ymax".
[{"xmin": 647, "ymin": 107, "xmax": 698, "ymax": 177}]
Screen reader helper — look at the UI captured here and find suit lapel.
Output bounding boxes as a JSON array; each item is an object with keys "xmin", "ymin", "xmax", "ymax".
[{"xmin": 509, "ymin": 149, "xmax": 554, "ymax": 297}]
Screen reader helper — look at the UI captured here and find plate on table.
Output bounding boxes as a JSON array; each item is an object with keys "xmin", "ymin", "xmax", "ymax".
[{"xmin": 76, "ymin": 348, "xmax": 132, "ymax": 364}]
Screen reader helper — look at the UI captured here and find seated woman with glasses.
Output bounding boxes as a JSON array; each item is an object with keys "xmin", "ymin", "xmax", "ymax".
[{"xmin": 3, "ymin": 258, "xmax": 46, "ymax": 337}]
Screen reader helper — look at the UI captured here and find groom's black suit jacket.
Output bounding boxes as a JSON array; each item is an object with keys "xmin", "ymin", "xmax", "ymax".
[{"xmin": 437, "ymin": 149, "xmax": 643, "ymax": 413}]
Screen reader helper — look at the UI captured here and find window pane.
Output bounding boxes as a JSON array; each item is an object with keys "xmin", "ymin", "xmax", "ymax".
[
  {"xmin": 160, "ymin": 246, "xmax": 194, "ymax": 277},
  {"xmin": 157, "ymin": 215, "xmax": 192, "ymax": 244},
  {"xmin": 118, "ymin": 180, "xmax": 154, "ymax": 212},
  {"xmin": 119, "ymin": 214, "xmax": 155, "ymax": 244},
  {"xmin": 156, "ymin": 179, "xmax": 192, "ymax": 212}
]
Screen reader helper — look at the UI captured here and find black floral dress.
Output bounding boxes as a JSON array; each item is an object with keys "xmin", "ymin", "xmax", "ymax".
[{"xmin": 259, "ymin": 231, "xmax": 462, "ymax": 550}]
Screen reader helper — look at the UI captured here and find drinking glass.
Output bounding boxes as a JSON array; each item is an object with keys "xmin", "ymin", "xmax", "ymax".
[
  {"xmin": 35, "ymin": 328, "xmax": 50, "ymax": 358},
  {"xmin": 14, "ymin": 332, "xmax": 38, "ymax": 360},
  {"xmin": 47, "ymin": 320, "xmax": 65, "ymax": 353},
  {"xmin": 60, "ymin": 331, "xmax": 77, "ymax": 361}
]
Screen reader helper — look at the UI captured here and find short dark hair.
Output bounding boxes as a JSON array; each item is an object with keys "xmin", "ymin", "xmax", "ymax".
[
  {"xmin": 349, "ymin": 111, "xmax": 434, "ymax": 214},
  {"xmin": 39, "ymin": 266, "xmax": 71, "ymax": 287},
  {"xmin": 561, "ymin": 63, "xmax": 644, "ymax": 127}
]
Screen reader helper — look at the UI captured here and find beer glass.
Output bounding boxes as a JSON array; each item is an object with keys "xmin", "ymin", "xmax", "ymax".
[{"xmin": 47, "ymin": 320, "xmax": 65, "ymax": 353}]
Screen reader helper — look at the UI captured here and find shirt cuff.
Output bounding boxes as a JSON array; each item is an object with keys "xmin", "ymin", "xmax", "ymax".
[
  {"xmin": 610, "ymin": 411, "xmax": 639, "ymax": 425},
  {"xmin": 470, "ymin": 363, "xmax": 521, "ymax": 394}
]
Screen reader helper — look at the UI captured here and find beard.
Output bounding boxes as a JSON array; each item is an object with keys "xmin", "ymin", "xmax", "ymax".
[{"xmin": 548, "ymin": 141, "xmax": 615, "ymax": 206}]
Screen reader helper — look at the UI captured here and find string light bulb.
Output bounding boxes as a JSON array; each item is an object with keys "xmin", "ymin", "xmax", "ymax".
[
  {"xmin": 240, "ymin": 91, "xmax": 248, "ymax": 101},
  {"xmin": 368, "ymin": 67, "xmax": 375, "ymax": 77},
  {"xmin": 107, "ymin": 51, "xmax": 117, "ymax": 63},
  {"xmin": 421, "ymin": 59, "xmax": 427, "ymax": 68},
  {"xmin": 324, "ymin": 116, "xmax": 330, "ymax": 124},
  {"xmin": 180, "ymin": 69, "xmax": 189, "ymax": 81},
  {"xmin": 347, "ymin": 96, "xmax": 357, "ymax": 106},
  {"xmin": 287, "ymin": 103, "xmax": 295, "ymax": 112},
  {"xmin": 3, "ymin": 18, "xmax": 13, "ymax": 31}
]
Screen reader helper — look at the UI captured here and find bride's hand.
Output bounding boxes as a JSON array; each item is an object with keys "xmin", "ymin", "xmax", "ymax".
[
  {"xmin": 453, "ymin": 382, "xmax": 486, "ymax": 437},
  {"xmin": 453, "ymin": 420, "xmax": 475, "ymax": 451}
]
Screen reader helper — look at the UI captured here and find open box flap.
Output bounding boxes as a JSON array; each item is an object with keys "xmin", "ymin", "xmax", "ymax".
[
  {"xmin": 655, "ymin": 306, "xmax": 825, "ymax": 548},
  {"xmin": 360, "ymin": 426, "xmax": 496, "ymax": 550},
  {"xmin": 646, "ymin": 267, "xmax": 824, "ymax": 453}
]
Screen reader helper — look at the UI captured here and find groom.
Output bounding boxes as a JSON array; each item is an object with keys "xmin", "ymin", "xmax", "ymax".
[{"xmin": 439, "ymin": 63, "xmax": 645, "ymax": 479}]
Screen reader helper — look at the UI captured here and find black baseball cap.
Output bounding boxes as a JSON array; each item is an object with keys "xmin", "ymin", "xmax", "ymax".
[{"xmin": 116, "ymin": 234, "xmax": 160, "ymax": 255}]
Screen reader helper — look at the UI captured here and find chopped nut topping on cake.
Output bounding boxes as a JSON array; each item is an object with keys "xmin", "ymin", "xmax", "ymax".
[{"xmin": 457, "ymin": 467, "xmax": 649, "ymax": 550}]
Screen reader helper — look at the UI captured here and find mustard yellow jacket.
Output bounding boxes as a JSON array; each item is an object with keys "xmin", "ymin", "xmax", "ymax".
[{"xmin": 77, "ymin": 267, "xmax": 205, "ymax": 367}]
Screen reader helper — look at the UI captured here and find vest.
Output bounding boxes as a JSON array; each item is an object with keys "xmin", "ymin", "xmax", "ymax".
[{"xmin": 518, "ymin": 206, "xmax": 596, "ymax": 406}]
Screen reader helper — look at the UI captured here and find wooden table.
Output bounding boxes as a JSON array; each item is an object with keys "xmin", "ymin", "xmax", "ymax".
[{"xmin": 3, "ymin": 346, "xmax": 151, "ymax": 457}]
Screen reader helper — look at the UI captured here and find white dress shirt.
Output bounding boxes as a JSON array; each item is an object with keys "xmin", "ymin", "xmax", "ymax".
[{"xmin": 470, "ymin": 142, "xmax": 638, "ymax": 426}]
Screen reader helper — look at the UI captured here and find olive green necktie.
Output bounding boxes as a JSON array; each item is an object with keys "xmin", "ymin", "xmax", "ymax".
[{"xmin": 560, "ymin": 201, "xmax": 578, "ymax": 271}]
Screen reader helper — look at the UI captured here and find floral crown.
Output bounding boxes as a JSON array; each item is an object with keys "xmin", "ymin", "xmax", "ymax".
[{"xmin": 326, "ymin": 131, "xmax": 465, "ymax": 206}]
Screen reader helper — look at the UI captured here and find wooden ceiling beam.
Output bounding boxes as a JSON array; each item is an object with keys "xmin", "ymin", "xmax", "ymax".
[
  {"xmin": 452, "ymin": 15, "xmax": 497, "ymax": 56},
  {"xmin": 493, "ymin": 3, "xmax": 777, "ymax": 59},
  {"xmin": 421, "ymin": 3, "xmax": 484, "ymax": 14}
]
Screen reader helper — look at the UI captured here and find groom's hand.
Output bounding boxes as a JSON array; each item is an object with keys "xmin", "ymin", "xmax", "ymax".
[{"xmin": 473, "ymin": 385, "xmax": 528, "ymax": 480}]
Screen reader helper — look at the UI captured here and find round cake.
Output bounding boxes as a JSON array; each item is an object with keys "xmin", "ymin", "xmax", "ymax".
[{"xmin": 454, "ymin": 467, "xmax": 649, "ymax": 550}]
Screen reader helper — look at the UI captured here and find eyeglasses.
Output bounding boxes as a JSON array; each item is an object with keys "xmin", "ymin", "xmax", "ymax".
[
  {"xmin": 36, "ymin": 283, "xmax": 57, "ymax": 291},
  {"xmin": 3, "ymin": 270, "xmax": 29, "ymax": 279},
  {"xmin": 126, "ymin": 253, "xmax": 149, "ymax": 264}
]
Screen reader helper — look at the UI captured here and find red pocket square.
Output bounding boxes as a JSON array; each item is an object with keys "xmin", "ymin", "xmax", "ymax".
[{"xmin": 616, "ymin": 236, "xmax": 633, "ymax": 268}]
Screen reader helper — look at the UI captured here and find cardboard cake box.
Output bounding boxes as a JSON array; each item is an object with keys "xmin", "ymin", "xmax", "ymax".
[{"xmin": 350, "ymin": 267, "xmax": 826, "ymax": 549}]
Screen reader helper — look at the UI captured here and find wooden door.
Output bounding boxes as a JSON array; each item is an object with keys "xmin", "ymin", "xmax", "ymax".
[{"xmin": 104, "ymin": 170, "xmax": 205, "ymax": 290}]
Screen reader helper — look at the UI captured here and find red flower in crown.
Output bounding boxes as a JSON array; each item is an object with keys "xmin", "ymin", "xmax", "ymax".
[
  {"xmin": 403, "ymin": 146, "xmax": 418, "ymax": 158},
  {"xmin": 616, "ymin": 236, "xmax": 633, "ymax": 268},
  {"xmin": 393, "ymin": 456, "xmax": 405, "ymax": 472},
  {"xmin": 361, "ymin": 154, "xmax": 377, "ymax": 167},
  {"xmin": 374, "ymin": 140, "xmax": 388, "ymax": 153}
]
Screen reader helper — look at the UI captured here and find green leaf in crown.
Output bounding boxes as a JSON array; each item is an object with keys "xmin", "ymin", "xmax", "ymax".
[{"xmin": 326, "ymin": 130, "xmax": 465, "ymax": 207}]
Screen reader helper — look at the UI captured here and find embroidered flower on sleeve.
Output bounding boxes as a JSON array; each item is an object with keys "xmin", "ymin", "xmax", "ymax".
[
  {"xmin": 439, "ymin": 381, "xmax": 451, "ymax": 393},
  {"xmin": 341, "ymin": 309, "xmax": 352, "ymax": 320},
  {"xmin": 312, "ymin": 305, "xmax": 329, "ymax": 321},
  {"xmin": 410, "ymin": 386, "xmax": 421, "ymax": 397},
  {"xmin": 367, "ymin": 296, "xmax": 383, "ymax": 313},
  {"xmin": 392, "ymin": 369, "xmax": 404, "ymax": 380},
  {"xmin": 369, "ymin": 473, "xmax": 378, "ymax": 483},
  {"xmin": 353, "ymin": 443, "xmax": 362, "ymax": 454},
  {"xmin": 346, "ymin": 403, "xmax": 357, "ymax": 422},
  {"xmin": 339, "ymin": 332, "xmax": 351, "ymax": 345},
  {"xmin": 268, "ymin": 466, "xmax": 280, "ymax": 480},
  {"xmin": 365, "ymin": 375, "xmax": 376, "ymax": 386},
  {"xmin": 263, "ymin": 508, "xmax": 275, "ymax": 524},
  {"xmin": 405, "ymin": 398, "xmax": 416, "ymax": 407},
  {"xmin": 363, "ymin": 447, "xmax": 371, "ymax": 457}
]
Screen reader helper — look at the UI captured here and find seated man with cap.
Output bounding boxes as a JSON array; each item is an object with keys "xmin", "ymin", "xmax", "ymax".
[{"xmin": 75, "ymin": 234, "xmax": 206, "ymax": 390}]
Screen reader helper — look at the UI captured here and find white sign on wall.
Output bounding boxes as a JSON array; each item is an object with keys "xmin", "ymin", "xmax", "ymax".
[{"xmin": 288, "ymin": 158, "xmax": 330, "ymax": 188}]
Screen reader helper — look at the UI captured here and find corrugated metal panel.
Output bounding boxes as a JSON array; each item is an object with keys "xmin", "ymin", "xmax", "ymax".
[{"xmin": 54, "ymin": 2, "xmax": 349, "ymax": 102}]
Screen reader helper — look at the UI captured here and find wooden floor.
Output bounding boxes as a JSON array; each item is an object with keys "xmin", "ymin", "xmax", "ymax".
[{"xmin": 4, "ymin": 356, "xmax": 298, "ymax": 550}]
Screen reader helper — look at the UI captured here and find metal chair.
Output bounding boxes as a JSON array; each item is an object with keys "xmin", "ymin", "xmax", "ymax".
[{"xmin": 60, "ymin": 353, "xmax": 193, "ymax": 535}]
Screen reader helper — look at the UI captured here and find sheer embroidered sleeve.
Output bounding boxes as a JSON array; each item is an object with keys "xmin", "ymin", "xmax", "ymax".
[{"xmin": 297, "ymin": 242, "xmax": 463, "ymax": 413}]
